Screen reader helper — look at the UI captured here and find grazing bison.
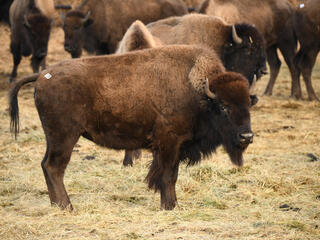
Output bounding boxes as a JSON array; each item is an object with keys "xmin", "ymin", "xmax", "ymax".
[
  {"xmin": 61, "ymin": 0, "xmax": 188, "ymax": 58},
  {"xmin": 10, "ymin": 45, "xmax": 253, "ymax": 210},
  {"xmin": 199, "ymin": 0, "xmax": 303, "ymax": 99},
  {"xmin": 293, "ymin": 0, "xmax": 320, "ymax": 101},
  {"xmin": 9, "ymin": 0, "xmax": 54, "ymax": 82}
]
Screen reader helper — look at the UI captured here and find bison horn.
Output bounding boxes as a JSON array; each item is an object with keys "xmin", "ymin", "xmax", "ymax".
[
  {"xmin": 60, "ymin": 12, "xmax": 65, "ymax": 22},
  {"xmin": 82, "ymin": 11, "xmax": 91, "ymax": 23},
  {"xmin": 232, "ymin": 25, "xmax": 242, "ymax": 44},
  {"xmin": 205, "ymin": 77, "xmax": 216, "ymax": 99},
  {"xmin": 24, "ymin": 15, "xmax": 31, "ymax": 28},
  {"xmin": 249, "ymin": 74, "xmax": 257, "ymax": 95}
]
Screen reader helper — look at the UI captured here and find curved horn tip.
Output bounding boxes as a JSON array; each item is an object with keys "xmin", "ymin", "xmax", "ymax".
[
  {"xmin": 205, "ymin": 77, "xmax": 216, "ymax": 99},
  {"xmin": 232, "ymin": 25, "xmax": 243, "ymax": 44},
  {"xmin": 249, "ymin": 74, "xmax": 257, "ymax": 95},
  {"xmin": 24, "ymin": 15, "xmax": 31, "ymax": 28},
  {"xmin": 60, "ymin": 12, "xmax": 65, "ymax": 22}
]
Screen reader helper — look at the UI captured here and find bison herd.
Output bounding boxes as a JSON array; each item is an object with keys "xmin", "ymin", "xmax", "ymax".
[{"xmin": 5, "ymin": 0, "xmax": 320, "ymax": 210}]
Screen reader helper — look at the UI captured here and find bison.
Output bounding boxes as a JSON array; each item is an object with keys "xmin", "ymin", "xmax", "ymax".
[
  {"xmin": 293, "ymin": 0, "xmax": 320, "ymax": 101},
  {"xmin": 117, "ymin": 17, "xmax": 261, "ymax": 166},
  {"xmin": 146, "ymin": 14, "xmax": 267, "ymax": 86},
  {"xmin": 9, "ymin": 0, "xmax": 55, "ymax": 82},
  {"xmin": 60, "ymin": 0, "xmax": 188, "ymax": 58},
  {"xmin": 199, "ymin": 0, "xmax": 304, "ymax": 99},
  {"xmin": 10, "ymin": 45, "xmax": 254, "ymax": 210}
]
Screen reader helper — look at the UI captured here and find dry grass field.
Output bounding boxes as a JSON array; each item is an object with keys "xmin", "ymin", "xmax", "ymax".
[{"xmin": 0, "ymin": 21, "xmax": 319, "ymax": 240}]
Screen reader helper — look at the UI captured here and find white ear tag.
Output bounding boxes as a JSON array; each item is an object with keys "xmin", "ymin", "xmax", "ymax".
[
  {"xmin": 300, "ymin": 3, "xmax": 305, "ymax": 8},
  {"xmin": 44, "ymin": 73, "xmax": 52, "ymax": 79}
]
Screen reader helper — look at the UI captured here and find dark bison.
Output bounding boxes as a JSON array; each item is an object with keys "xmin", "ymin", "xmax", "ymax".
[
  {"xmin": 0, "ymin": 0, "xmax": 13, "ymax": 24},
  {"xmin": 9, "ymin": 0, "xmax": 55, "ymax": 82},
  {"xmin": 10, "ymin": 45, "xmax": 253, "ymax": 210},
  {"xmin": 145, "ymin": 14, "xmax": 267, "ymax": 86},
  {"xmin": 61, "ymin": 0, "xmax": 188, "ymax": 58},
  {"xmin": 293, "ymin": 0, "xmax": 320, "ymax": 101},
  {"xmin": 117, "ymin": 17, "xmax": 261, "ymax": 166},
  {"xmin": 199, "ymin": 0, "xmax": 305, "ymax": 99}
]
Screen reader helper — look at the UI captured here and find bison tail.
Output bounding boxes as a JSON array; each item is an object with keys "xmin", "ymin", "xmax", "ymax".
[{"xmin": 9, "ymin": 73, "xmax": 39, "ymax": 139}]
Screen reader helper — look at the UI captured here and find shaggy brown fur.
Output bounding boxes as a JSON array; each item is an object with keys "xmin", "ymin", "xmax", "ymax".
[
  {"xmin": 199, "ymin": 0, "xmax": 304, "ymax": 100},
  {"xmin": 293, "ymin": 0, "xmax": 320, "ymax": 101},
  {"xmin": 62, "ymin": 0, "xmax": 188, "ymax": 58},
  {"xmin": 10, "ymin": 45, "xmax": 253, "ymax": 210},
  {"xmin": 9, "ymin": 0, "xmax": 54, "ymax": 82}
]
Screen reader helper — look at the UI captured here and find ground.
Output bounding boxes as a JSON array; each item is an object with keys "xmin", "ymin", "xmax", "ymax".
[{"xmin": 0, "ymin": 22, "xmax": 319, "ymax": 240}]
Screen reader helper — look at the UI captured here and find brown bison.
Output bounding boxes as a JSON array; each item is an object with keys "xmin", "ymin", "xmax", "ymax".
[
  {"xmin": 293, "ymin": 0, "xmax": 320, "ymax": 101},
  {"xmin": 199, "ymin": 0, "xmax": 304, "ymax": 99},
  {"xmin": 9, "ymin": 0, "xmax": 55, "ymax": 82},
  {"xmin": 145, "ymin": 14, "xmax": 267, "ymax": 86},
  {"xmin": 10, "ymin": 45, "xmax": 253, "ymax": 210},
  {"xmin": 61, "ymin": 0, "xmax": 188, "ymax": 58},
  {"xmin": 117, "ymin": 18, "xmax": 261, "ymax": 166}
]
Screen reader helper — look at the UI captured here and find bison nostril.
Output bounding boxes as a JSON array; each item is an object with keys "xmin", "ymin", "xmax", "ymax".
[
  {"xmin": 239, "ymin": 132, "xmax": 254, "ymax": 144},
  {"xmin": 64, "ymin": 45, "xmax": 71, "ymax": 52},
  {"xmin": 260, "ymin": 69, "xmax": 268, "ymax": 75}
]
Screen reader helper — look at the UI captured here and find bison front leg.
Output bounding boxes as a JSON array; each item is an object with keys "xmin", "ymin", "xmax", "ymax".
[
  {"xmin": 31, "ymin": 56, "xmax": 44, "ymax": 73},
  {"xmin": 146, "ymin": 138, "xmax": 181, "ymax": 210},
  {"xmin": 159, "ymin": 161, "xmax": 179, "ymax": 210}
]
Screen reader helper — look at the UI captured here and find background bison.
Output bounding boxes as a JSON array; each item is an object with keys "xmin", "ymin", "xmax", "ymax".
[
  {"xmin": 61, "ymin": 0, "xmax": 188, "ymax": 58},
  {"xmin": 9, "ymin": 0, "xmax": 55, "ymax": 82},
  {"xmin": 293, "ymin": 0, "xmax": 320, "ymax": 101},
  {"xmin": 199, "ymin": 0, "xmax": 307, "ymax": 100}
]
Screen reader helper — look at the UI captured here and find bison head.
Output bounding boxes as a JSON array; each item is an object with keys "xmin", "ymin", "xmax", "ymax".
[
  {"xmin": 23, "ymin": 14, "xmax": 51, "ymax": 60},
  {"xmin": 180, "ymin": 72, "xmax": 253, "ymax": 167},
  {"xmin": 61, "ymin": 11, "xmax": 93, "ymax": 58},
  {"xmin": 222, "ymin": 24, "xmax": 267, "ymax": 86},
  {"xmin": 206, "ymin": 72, "xmax": 253, "ymax": 166}
]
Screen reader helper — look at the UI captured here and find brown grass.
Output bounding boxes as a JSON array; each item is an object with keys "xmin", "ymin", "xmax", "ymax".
[{"xmin": 0, "ymin": 22, "xmax": 320, "ymax": 240}]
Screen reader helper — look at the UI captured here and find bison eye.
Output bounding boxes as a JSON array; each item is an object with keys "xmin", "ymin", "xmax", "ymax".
[{"xmin": 220, "ymin": 104, "xmax": 230, "ymax": 114}]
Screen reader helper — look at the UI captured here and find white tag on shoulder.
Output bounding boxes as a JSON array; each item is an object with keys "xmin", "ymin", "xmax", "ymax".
[
  {"xmin": 44, "ymin": 73, "xmax": 52, "ymax": 79},
  {"xmin": 300, "ymin": 3, "xmax": 305, "ymax": 8}
]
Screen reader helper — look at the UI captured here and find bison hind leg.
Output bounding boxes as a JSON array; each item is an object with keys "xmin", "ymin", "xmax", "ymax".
[
  {"xmin": 123, "ymin": 150, "xmax": 142, "ymax": 167},
  {"xmin": 41, "ymin": 133, "xmax": 80, "ymax": 210},
  {"xmin": 264, "ymin": 45, "xmax": 282, "ymax": 96}
]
